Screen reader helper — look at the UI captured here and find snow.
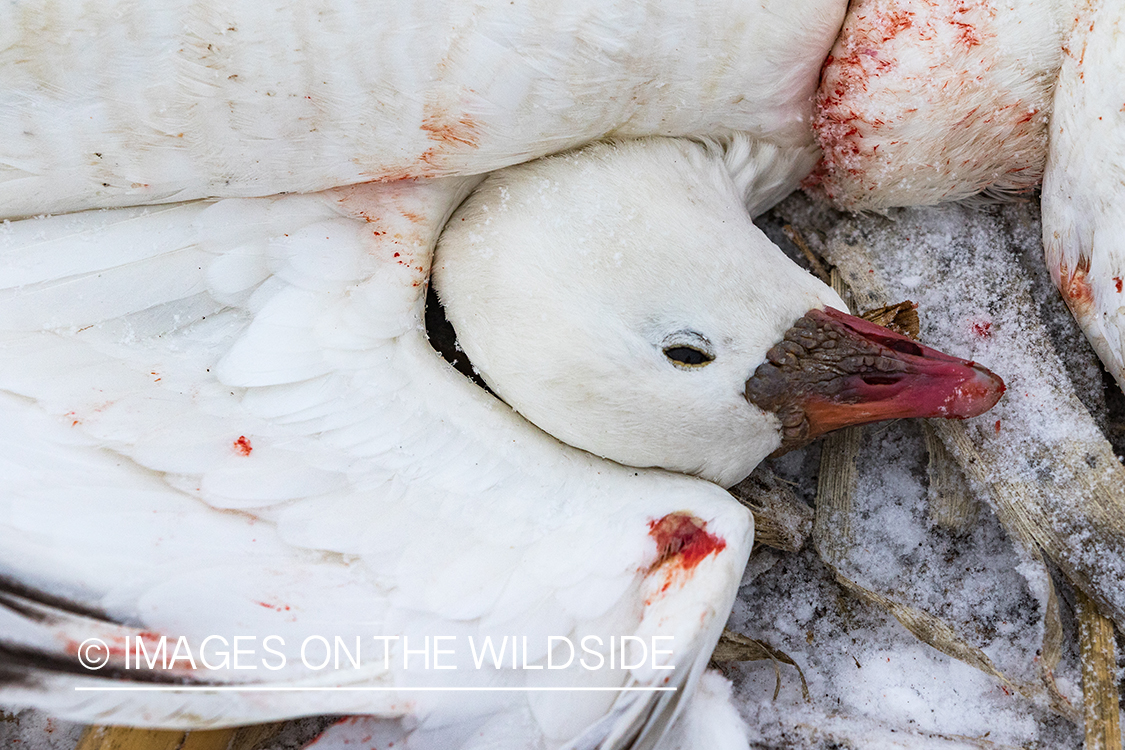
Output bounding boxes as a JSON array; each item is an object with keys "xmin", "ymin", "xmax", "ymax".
[
  {"xmin": 0, "ymin": 710, "xmax": 84, "ymax": 750},
  {"xmin": 728, "ymin": 425, "xmax": 1081, "ymax": 748},
  {"xmin": 719, "ymin": 194, "xmax": 1125, "ymax": 749}
]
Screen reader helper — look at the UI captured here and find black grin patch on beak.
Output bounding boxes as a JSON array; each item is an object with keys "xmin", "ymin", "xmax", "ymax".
[{"xmin": 745, "ymin": 307, "xmax": 1005, "ymax": 455}]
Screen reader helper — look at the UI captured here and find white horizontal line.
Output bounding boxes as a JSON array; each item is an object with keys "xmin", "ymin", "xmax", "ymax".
[{"xmin": 74, "ymin": 686, "xmax": 676, "ymax": 693}]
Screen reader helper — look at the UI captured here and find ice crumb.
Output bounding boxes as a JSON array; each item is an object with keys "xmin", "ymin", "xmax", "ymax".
[{"xmin": 900, "ymin": 274, "xmax": 923, "ymax": 289}]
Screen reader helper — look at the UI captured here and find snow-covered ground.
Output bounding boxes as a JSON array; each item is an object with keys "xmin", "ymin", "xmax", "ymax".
[{"xmin": 723, "ymin": 195, "xmax": 1122, "ymax": 749}]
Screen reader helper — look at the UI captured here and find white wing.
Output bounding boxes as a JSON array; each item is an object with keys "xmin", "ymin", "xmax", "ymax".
[
  {"xmin": 0, "ymin": 180, "xmax": 752, "ymax": 748},
  {"xmin": 1042, "ymin": 0, "xmax": 1125, "ymax": 391},
  {"xmin": 0, "ymin": 0, "xmax": 845, "ymax": 218}
]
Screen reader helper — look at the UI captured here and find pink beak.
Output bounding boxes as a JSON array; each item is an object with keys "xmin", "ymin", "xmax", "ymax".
[{"xmin": 745, "ymin": 307, "xmax": 1005, "ymax": 454}]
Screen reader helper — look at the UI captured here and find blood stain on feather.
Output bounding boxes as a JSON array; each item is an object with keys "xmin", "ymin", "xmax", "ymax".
[
  {"xmin": 421, "ymin": 106, "xmax": 480, "ymax": 149},
  {"xmin": 233, "ymin": 435, "xmax": 253, "ymax": 456},
  {"xmin": 647, "ymin": 513, "xmax": 726, "ymax": 576},
  {"xmin": 1057, "ymin": 256, "xmax": 1095, "ymax": 316}
]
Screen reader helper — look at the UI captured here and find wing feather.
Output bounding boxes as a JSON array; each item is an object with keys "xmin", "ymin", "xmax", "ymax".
[
  {"xmin": 0, "ymin": 0, "xmax": 845, "ymax": 218},
  {"xmin": 0, "ymin": 179, "xmax": 752, "ymax": 746}
]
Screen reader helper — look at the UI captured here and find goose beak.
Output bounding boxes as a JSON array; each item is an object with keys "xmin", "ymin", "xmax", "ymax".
[{"xmin": 745, "ymin": 307, "xmax": 1005, "ymax": 454}]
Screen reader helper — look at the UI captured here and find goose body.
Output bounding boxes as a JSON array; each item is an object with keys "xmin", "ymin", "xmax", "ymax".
[
  {"xmin": 0, "ymin": 136, "xmax": 1004, "ymax": 747},
  {"xmin": 0, "ymin": 0, "xmax": 846, "ymax": 220},
  {"xmin": 812, "ymin": 0, "xmax": 1068, "ymax": 210},
  {"xmin": 1042, "ymin": 0, "xmax": 1125, "ymax": 390}
]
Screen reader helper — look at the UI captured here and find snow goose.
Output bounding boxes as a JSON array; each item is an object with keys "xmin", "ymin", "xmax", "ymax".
[
  {"xmin": 0, "ymin": 136, "xmax": 1003, "ymax": 748},
  {"xmin": 0, "ymin": 0, "xmax": 846, "ymax": 219},
  {"xmin": 1042, "ymin": 0, "xmax": 1125, "ymax": 391}
]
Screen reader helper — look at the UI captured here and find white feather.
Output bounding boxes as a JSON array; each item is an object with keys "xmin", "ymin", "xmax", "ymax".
[
  {"xmin": 0, "ymin": 156, "xmax": 776, "ymax": 747},
  {"xmin": 1042, "ymin": 0, "xmax": 1125, "ymax": 390},
  {"xmin": 812, "ymin": 0, "xmax": 1068, "ymax": 209},
  {"xmin": 0, "ymin": 0, "xmax": 846, "ymax": 219}
]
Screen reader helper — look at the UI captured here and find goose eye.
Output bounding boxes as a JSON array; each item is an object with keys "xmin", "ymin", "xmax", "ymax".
[{"xmin": 664, "ymin": 346, "xmax": 713, "ymax": 367}]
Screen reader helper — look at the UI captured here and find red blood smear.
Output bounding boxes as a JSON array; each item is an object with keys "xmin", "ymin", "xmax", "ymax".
[
  {"xmin": 233, "ymin": 436, "xmax": 252, "ymax": 456},
  {"xmin": 420, "ymin": 108, "xmax": 480, "ymax": 148},
  {"xmin": 647, "ymin": 512, "xmax": 726, "ymax": 573},
  {"xmin": 1060, "ymin": 257, "xmax": 1095, "ymax": 314}
]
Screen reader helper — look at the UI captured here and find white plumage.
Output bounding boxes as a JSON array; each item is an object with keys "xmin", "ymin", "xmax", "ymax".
[
  {"xmin": 435, "ymin": 139, "xmax": 840, "ymax": 487},
  {"xmin": 0, "ymin": 0, "xmax": 846, "ymax": 219},
  {"xmin": 0, "ymin": 167, "xmax": 752, "ymax": 746},
  {"xmin": 812, "ymin": 0, "xmax": 1068, "ymax": 209},
  {"xmin": 1042, "ymin": 0, "xmax": 1125, "ymax": 391},
  {"xmin": 0, "ymin": 3, "xmax": 863, "ymax": 743}
]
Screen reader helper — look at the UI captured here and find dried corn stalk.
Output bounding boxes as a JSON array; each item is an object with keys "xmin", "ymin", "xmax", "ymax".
[
  {"xmin": 922, "ymin": 421, "xmax": 979, "ymax": 532},
  {"xmin": 804, "ymin": 201, "xmax": 1125, "ymax": 730},
  {"xmin": 76, "ymin": 726, "xmax": 236, "ymax": 750},
  {"xmin": 711, "ymin": 629, "xmax": 810, "ymax": 701},
  {"xmin": 730, "ymin": 467, "xmax": 813, "ymax": 552},
  {"xmin": 823, "ymin": 213, "xmax": 1125, "ymax": 633},
  {"xmin": 1076, "ymin": 589, "xmax": 1122, "ymax": 750}
]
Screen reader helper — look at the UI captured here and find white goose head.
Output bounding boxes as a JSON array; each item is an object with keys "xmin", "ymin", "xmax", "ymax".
[{"xmin": 434, "ymin": 137, "xmax": 1004, "ymax": 487}]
